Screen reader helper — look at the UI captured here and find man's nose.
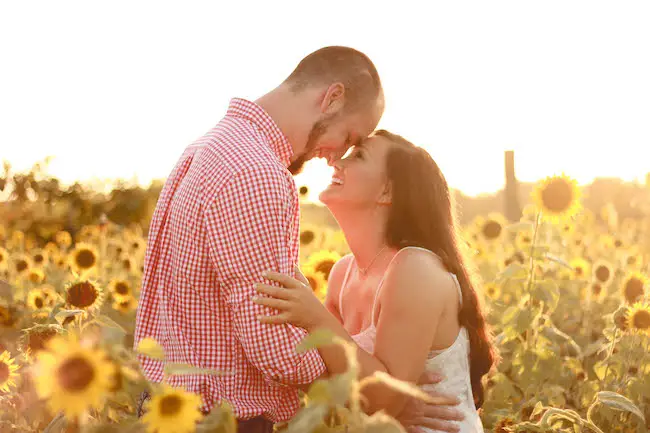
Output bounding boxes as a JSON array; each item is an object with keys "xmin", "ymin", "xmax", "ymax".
[{"xmin": 327, "ymin": 149, "xmax": 347, "ymax": 166}]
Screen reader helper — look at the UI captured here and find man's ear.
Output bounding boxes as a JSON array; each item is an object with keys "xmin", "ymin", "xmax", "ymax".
[{"xmin": 320, "ymin": 82, "xmax": 346, "ymax": 115}]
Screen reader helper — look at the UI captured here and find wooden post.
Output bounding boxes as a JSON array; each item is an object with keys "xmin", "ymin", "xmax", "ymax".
[{"xmin": 504, "ymin": 150, "xmax": 522, "ymax": 222}]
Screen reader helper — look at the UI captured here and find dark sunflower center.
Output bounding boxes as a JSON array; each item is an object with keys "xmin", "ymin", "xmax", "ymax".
[
  {"xmin": 0, "ymin": 307, "xmax": 15, "ymax": 327},
  {"xmin": 34, "ymin": 254, "xmax": 44, "ymax": 264},
  {"xmin": 66, "ymin": 282, "xmax": 99, "ymax": 308},
  {"xmin": 28, "ymin": 329, "xmax": 57, "ymax": 353},
  {"xmin": 627, "ymin": 256, "xmax": 637, "ymax": 265},
  {"xmin": 57, "ymin": 356, "xmax": 95, "ymax": 391},
  {"xmin": 0, "ymin": 361, "xmax": 10, "ymax": 385},
  {"xmin": 115, "ymin": 282, "xmax": 129, "ymax": 295},
  {"xmin": 624, "ymin": 278, "xmax": 644, "ymax": 304},
  {"xmin": 300, "ymin": 230, "xmax": 315, "ymax": 246},
  {"xmin": 34, "ymin": 297, "xmax": 44, "ymax": 309},
  {"xmin": 541, "ymin": 179, "xmax": 573, "ymax": 213},
  {"xmin": 595, "ymin": 266, "xmax": 610, "ymax": 282},
  {"xmin": 159, "ymin": 395, "xmax": 183, "ymax": 416},
  {"xmin": 614, "ymin": 240, "xmax": 623, "ymax": 248},
  {"xmin": 299, "ymin": 186, "xmax": 309, "ymax": 196},
  {"xmin": 307, "ymin": 276, "xmax": 318, "ymax": 292},
  {"xmin": 123, "ymin": 259, "xmax": 132, "ymax": 270},
  {"xmin": 29, "ymin": 272, "xmax": 42, "ymax": 283},
  {"xmin": 16, "ymin": 260, "xmax": 28, "ymax": 273},
  {"xmin": 132, "ymin": 242, "xmax": 139, "ymax": 250},
  {"xmin": 315, "ymin": 260, "xmax": 336, "ymax": 280},
  {"xmin": 575, "ymin": 267, "xmax": 584, "ymax": 277},
  {"xmin": 0, "ymin": 254, "xmax": 5, "ymax": 264},
  {"xmin": 632, "ymin": 310, "xmax": 650, "ymax": 330},
  {"xmin": 482, "ymin": 221, "xmax": 502, "ymax": 239},
  {"xmin": 591, "ymin": 284, "xmax": 602, "ymax": 296},
  {"xmin": 75, "ymin": 249, "xmax": 96, "ymax": 269}
]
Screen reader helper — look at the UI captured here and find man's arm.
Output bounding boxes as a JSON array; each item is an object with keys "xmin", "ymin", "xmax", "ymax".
[{"xmin": 205, "ymin": 166, "xmax": 326, "ymax": 386}]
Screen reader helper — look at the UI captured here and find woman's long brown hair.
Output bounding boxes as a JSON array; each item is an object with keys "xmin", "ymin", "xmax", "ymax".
[{"xmin": 376, "ymin": 130, "xmax": 496, "ymax": 408}]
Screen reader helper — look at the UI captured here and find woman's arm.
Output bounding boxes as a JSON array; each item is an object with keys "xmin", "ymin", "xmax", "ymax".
[
  {"xmin": 360, "ymin": 249, "xmax": 455, "ymax": 416},
  {"xmin": 256, "ymin": 250, "xmax": 457, "ymax": 416}
]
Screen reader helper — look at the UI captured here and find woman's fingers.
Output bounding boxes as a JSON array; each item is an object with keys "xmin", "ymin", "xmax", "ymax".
[
  {"xmin": 258, "ymin": 312, "xmax": 292, "ymax": 325},
  {"xmin": 263, "ymin": 271, "xmax": 302, "ymax": 289},
  {"xmin": 254, "ymin": 283, "xmax": 293, "ymax": 300},
  {"xmin": 252, "ymin": 296, "xmax": 291, "ymax": 311}
]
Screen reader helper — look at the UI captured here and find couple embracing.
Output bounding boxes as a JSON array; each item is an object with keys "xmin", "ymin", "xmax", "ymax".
[{"xmin": 134, "ymin": 46, "xmax": 496, "ymax": 433}]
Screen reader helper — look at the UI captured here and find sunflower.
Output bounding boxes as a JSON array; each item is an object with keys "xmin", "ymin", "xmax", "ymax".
[
  {"xmin": 31, "ymin": 248, "xmax": 49, "ymax": 268},
  {"xmin": 479, "ymin": 214, "xmax": 507, "ymax": 242},
  {"xmin": 108, "ymin": 279, "xmax": 133, "ymax": 300},
  {"xmin": 592, "ymin": 261, "xmax": 614, "ymax": 286},
  {"xmin": 44, "ymin": 241, "xmax": 60, "ymax": 256},
  {"xmin": 621, "ymin": 272, "xmax": 648, "ymax": 305},
  {"xmin": 64, "ymin": 280, "xmax": 104, "ymax": 314},
  {"xmin": 129, "ymin": 237, "xmax": 146, "ymax": 255},
  {"xmin": 0, "ymin": 303, "xmax": 18, "ymax": 328},
  {"xmin": 299, "ymin": 226, "xmax": 320, "ymax": 249},
  {"xmin": 53, "ymin": 254, "xmax": 69, "ymax": 271},
  {"xmin": 626, "ymin": 303, "xmax": 650, "ymax": 334},
  {"xmin": 303, "ymin": 269, "xmax": 327, "ymax": 301},
  {"xmin": 0, "ymin": 350, "xmax": 20, "ymax": 392},
  {"xmin": 142, "ymin": 385, "xmax": 203, "ymax": 433},
  {"xmin": 112, "ymin": 296, "xmax": 137, "ymax": 314},
  {"xmin": 27, "ymin": 268, "xmax": 46, "ymax": 284},
  {"xmin": 484, "ymin": 282, "xmax": 501, "ymax": 300},
  {"xmin": 27, "ymin": 288, "xmax": 48, "ymax": 310},
  {"xmin": 532, "ymin": 174, "xmax": 581, "ymax": 222},
  {"xmin": 120, "ymin": 255, "xmax": 136, "ymax": 273},
  {"xmin": 515, "ymin": 230, "xmax": 534, "ymax": 251},
  {"xmin": 306, "ymin": 250, "xmax": 342, "ymax": 281},
  {"xmin": 69, "ymin": 242, "xmax": 100, "ymax": 274},
  {"xmin": 11, "ymin": 253, "xmax": 32, "ymax": 277},
  {"xmin": 33, "ymin": 333, "xmax": 115, "ymax": 418},
  {"xmin": 55, "ymin": 230, "xmax": 73, "ymax": 248},
  {"xmin": 589, "ymin": 282, "xmax": 605, "ymax": 302},
  {"xmin": 569, "ymin": 258, "xmax": 591, "ymax": 280},
  {"xmin": 0, "ymin": 247, "xmax": 8, "ymax": 270},
  {"xmin": 77, "ymin": 225, "xmax": 101, "ymax": 243},
  {"xmin": 19, "ymin": 324, "xmax": 61, "ymax": 359},
  {"xmin": 39, "ymin": 284, "xmax": 60, "ymax": 306}
]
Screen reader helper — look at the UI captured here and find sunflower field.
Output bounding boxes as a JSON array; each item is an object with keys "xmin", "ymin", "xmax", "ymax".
[{"xmin": 1, "ymin": 174, "xmax": 650, "ymax": 433}]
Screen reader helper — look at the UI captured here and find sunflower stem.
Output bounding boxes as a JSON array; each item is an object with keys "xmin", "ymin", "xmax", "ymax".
[
  {"xmin": 524, "ymin": 211, "xmax": 542, "ymax": 350},
  {"xmin": 601, "ymin": 327, "xmax": 619, "ymax": 388}
]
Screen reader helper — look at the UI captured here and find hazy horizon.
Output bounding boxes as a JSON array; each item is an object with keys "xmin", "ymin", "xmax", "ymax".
[{"xmin": 2, "ymin": 1, "xmax": 650, "ymax": 201}]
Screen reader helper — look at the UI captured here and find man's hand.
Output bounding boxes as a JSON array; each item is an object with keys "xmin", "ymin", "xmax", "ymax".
[{"xmin": 396, "ymin": 370, "xmax": 465, "ymax": 433}]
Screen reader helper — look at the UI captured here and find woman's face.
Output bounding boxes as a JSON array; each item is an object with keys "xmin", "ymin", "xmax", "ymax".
[{"xmin": 319, "ymin": 134, "xmax": 393, "ymax": 209}]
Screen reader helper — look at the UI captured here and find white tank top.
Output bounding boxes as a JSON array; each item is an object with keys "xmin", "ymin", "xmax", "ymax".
[{"xmin": 339, "ymin": 246, "xmax": 484, "ymax": 433}]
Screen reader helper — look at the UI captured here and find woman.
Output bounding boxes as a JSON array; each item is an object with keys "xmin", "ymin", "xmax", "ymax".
[{"xmin": 253, "ymin": 130, "xmax": 496, "ymax": 433}]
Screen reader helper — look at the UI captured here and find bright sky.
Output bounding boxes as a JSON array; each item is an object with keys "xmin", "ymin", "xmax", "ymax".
[{"xmin": 1, "ymin": 1, "xmax": 649, "ymax": 199}]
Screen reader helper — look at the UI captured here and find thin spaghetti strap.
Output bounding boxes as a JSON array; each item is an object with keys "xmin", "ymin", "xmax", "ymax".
[
  {"xmin": 338, "ymin": 255, "xmax": 355, "ymax": 318},
  {"xmin": 451, "ymin": 273, "xmax": 463, "ymax": 307},
  {"xmin": 370, "ymin": 246, "xmax": 458, "ymax": 325}
]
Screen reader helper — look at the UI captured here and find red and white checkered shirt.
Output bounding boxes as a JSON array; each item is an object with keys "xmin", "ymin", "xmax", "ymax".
[{"xmin": 134, "ymin": 98, "xmax": 326, "ymax": 422}]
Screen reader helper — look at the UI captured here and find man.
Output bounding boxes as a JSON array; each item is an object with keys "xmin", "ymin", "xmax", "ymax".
[{"xmin": 134, "ymin": 46, "xmax": 462, "ymax": 433}]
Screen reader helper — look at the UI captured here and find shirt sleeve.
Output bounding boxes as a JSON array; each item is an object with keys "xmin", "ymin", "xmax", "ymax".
[{"xmin": 204, "ymin": 166, "xmax": 326, "ymax": 386}]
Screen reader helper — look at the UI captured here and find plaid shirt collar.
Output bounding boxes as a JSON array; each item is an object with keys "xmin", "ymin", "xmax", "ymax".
[{"xmin": 226, "ymin": 98, "xmax": 294, "ymax": 167}]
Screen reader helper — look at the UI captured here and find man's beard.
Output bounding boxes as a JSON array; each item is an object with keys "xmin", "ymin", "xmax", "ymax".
[{"xmin": 287, "ymin": 118, "xmax": 330, "ymax": 175}]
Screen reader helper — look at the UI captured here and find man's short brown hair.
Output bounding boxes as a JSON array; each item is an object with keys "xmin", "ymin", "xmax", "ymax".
[{"xmin": 285, "ymin": 46, "xmax": 382, "ymax": 112}]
